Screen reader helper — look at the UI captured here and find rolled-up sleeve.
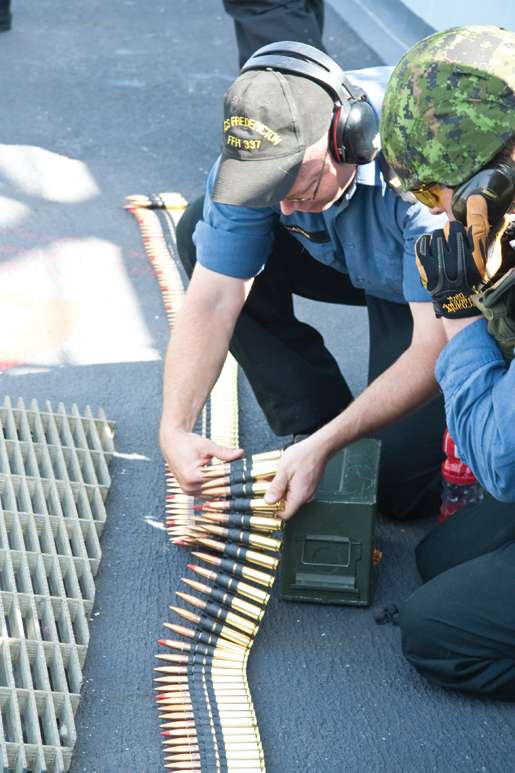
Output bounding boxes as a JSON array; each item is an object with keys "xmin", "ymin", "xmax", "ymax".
[
  {"xmin": 436, "ymin": 319, "xmax": 515, "ymax": 501},
  {"xmin": 193, "ymin": 159, "xmax": 276, "ymax": 279}
]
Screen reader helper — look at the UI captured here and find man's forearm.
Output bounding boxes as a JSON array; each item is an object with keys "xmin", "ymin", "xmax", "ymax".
[
  {"xmin": 312, "ymin": 343, "xmax": 440, "ymax": 456},
  {"xmin": 161, "ymin": 302, "xmax": 233, "ymax": 435}
]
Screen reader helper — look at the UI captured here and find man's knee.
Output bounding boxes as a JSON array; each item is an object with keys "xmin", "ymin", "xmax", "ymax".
[
  {"xmin": 400, "ymin": 583, "xmax": 515, "ymax": 700},
  {"xmin": 400, "ymin": 586, "xmax": 440, "ymax": 668},
  {"xmin": 399, "ymin": 586, "xmax": 472, "ymax": 693},
  {"xmin": 176, "ymin": 196, "xmax": 204, "ymax": 279}
]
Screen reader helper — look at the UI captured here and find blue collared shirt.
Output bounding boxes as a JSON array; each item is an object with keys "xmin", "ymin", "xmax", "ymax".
[
  {"xmin": 436, "ymin": 321, "xmax": 515, "ymax": 502},
  {"xmin": 193, "ymin": 66, "xmax": 446, "ymax": 304}
]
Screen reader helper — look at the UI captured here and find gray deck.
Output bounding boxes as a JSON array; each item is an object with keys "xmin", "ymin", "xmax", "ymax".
[{"xmin": 0, "ymin": 2, "xmax": 513, "ymax": 771}]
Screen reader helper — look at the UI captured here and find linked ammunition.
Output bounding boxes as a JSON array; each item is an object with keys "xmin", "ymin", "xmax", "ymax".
[
  {"xmin": 201, "ymin": 511, "xmax": 283, "ymax": 532},
  {"xmin": 162, "ymin": 736, "xmax": 262, "ymax": 748},
  {"xmin": 175, "ymin": 592, "xmax": 258, "ymax": 637},
  {"xmin": 157, "ymin": 640, "xmax": 245, "ymax": 662},
  {"xmin": 202, "ymin": 497, "xmax": 283, "ymax": 514},
  {"xmin": 181, "ymin": 578, "xmax": 264, "ymax": 621},
  {"xmin": 187, "ymin": 564, "xmax": 270, "ymax": 604},
  {"xmin": 196, "ymin": 537, "xmax": 279, "ymax": 571},
  {"xmin": 201, "ymin": 450, "xmax": 282, "ymax": 478},
  {"xmin": 162, "ymin": 622, "xmax": 245, "ymax": 653},
  {"xmin": 162, "ymin": 725, "xmax": 259, "ymax": 737},
  {"xmin": 200, "ymin": 479, "xmax": 270, "ymax": 498},
  {"xmin": 191, "ymin": 552, "xmax": 275, "ymax": 588},
  {"xmin": 199, "ymin": 523, "xmax": 282, "ymax": 552},
  {"xmin": 169, "ymin": 606, "xmax": 252, "ymax": 648}
]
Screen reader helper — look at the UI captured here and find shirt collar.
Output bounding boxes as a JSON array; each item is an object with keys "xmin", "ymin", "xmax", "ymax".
[
  {"xmin": 336, "ymin": 158, "xmax": 381, "ymax": 208},
  {"xmin": 356, "ymin": 158, "xmax": 382, "ymax": 187}
]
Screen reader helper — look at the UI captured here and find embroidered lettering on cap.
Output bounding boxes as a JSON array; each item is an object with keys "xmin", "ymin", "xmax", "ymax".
[{"xmin": 223, "ymin": 116, "xmax": 282, "ymax": 146}]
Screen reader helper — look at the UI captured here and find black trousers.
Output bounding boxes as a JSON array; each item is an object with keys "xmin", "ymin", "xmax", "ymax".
[
  {"xmin": 401, "ymin": 496, "xmax": 515, "ymax": 700},
  {"xmin": 222, "ymin": 0, "xmax": 326, "ymax": 67},
  {"xmin": 176, "ymin": 198, "xmax": 446, "ymax": 520},
  {"xmin": 0, "ymin": 0, "xmax": 11, "ymax": 29}
]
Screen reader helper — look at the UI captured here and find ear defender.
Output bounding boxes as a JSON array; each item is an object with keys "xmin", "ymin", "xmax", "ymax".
[
  {"xmin": 240, "ymin": 41, "xmax": 380, "ymax": 167},
  {"xmin": 331, "ymin": 98, "xmax": 380, "ymax": 165},
  {"xmin": 452, "ymin": 161, "xmax": 515, "ymax": 227}
]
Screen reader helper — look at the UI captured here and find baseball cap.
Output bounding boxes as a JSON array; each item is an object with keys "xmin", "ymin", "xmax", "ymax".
[
  {"xmin": 212, "ymin": 69, "xmax": 334, "ymax": 208},
  {"xmin": 380, "ymin": 25, "xmax": 515, "ymax": 190}
]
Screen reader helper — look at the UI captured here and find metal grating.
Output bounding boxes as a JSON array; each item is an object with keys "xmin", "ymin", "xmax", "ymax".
[{"xmin": 0, "ymin": 397, "xmax": 115, "ymax": 773}]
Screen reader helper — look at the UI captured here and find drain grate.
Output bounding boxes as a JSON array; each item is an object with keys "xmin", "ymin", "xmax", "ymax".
[{"xmin": 0, "ymin": 397, "xmax": 115, "ymax": 773}]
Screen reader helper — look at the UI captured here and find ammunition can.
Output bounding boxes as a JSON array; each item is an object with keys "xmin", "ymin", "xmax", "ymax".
[{"xmin": 279, "ymin": 439, "xmax": 380, "ymax": 606}]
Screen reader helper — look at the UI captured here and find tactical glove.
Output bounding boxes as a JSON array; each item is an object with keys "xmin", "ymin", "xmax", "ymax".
[{"xmin": 415, "ymin": 221, "xmax": 484, "ymax": 318}]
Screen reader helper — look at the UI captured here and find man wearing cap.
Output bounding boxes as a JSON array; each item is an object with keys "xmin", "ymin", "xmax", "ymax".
[
  {"xmin": 160, "ymin": 44, "xmax": 448, "ymax": 522},
  {"xmin": 381, "ymin": 25, "xmax": 515, "ymax": 700}
]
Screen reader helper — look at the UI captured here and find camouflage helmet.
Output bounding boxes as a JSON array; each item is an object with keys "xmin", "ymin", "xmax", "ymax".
[{"xmin": 380, "ymin": 26, "xmax": 515, "ymax": 190}]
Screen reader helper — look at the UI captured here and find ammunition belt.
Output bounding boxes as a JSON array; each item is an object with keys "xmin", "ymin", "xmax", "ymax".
[{"xmin": 126, "ymin": 193, "xmax": 284, "ymax": 772}]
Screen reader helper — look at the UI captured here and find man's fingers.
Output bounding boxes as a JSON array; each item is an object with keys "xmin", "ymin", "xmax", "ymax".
[
  {"xmin": 207, "ymin": 441, "xmax": 244, "ymax": 463},
  {"xmin": 279, "ymin": 488, "xmax": 306, "ymax": 520},
  {"xmin": 466, "ymin": 194, "xmax": 489, "ymax": 279},
  {"xmin": 264, "ymin": 470, "xmax": 288, "ymax": 505},
  {"xmin": 180, "ymin": 440, "xmax": 243, "ymax": 492}
]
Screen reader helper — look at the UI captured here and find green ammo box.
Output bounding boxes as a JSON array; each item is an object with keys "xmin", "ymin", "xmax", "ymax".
[{"xmin": 279, "ymin": 438, "xmax": 381, "ymax": 606}]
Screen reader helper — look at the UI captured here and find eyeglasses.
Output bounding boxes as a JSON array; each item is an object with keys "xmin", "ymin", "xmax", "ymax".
[
  {"xmin": 410, "ymin": 182, "xmax": 442, "ymax": 209},
  {"xmin": 283, "ymin": 148, "xmax": 329, "ymax": 204}
]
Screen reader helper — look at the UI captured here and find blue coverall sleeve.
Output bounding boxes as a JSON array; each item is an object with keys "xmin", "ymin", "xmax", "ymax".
[
  {"xmin": 193, "ymin": 159, "xmax": 276, "ymax": 279},
  {"xmin": 436, "ymin": 319, "xmax": 515, "ymax": 501}
]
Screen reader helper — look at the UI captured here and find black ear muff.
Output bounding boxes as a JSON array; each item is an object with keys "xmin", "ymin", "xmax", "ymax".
[
  {"xmin": 241, "ymin": 41, "xmax": 379, "ymax": 166},
  {"xmin": 332, "ymin": 98, "xmax": 379, "ymax": 165},
  {"xmin": 452, "ymin": 162, "xmax": 515, "ymax": 226}
]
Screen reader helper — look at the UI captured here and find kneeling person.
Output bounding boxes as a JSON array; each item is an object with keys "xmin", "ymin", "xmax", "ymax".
[
  {"xmin": 381, "ymin": 25, "xmax": 515, "ymax": 700},
  {"xmin": 161, "ymin": 43, "xmax": 448, "ymax": 521}
]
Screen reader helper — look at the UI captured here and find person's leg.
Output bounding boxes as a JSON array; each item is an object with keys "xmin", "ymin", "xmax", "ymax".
[
  {"xmin": 0, "ymin": 0, "xmax": 11, "ymax": 31},
  {"xmin": 401, "ymin": 497, "xmax": 515, "ymax": 700},
  {"xmin": 231, "ymin": 225, "xmax": 366, "ymax": 434},
  {"xmin": 222, "ymin": 0, "xmax": 326, "ymax": 68},
  {"xmin": 415, "ymin": 494, "xmax": 515, "ymax": 581},
  {"xmin": 365, "ymin": 294, "xmax": 446, "ymax": 520},
  {"xmin": 175, "ymin": 196, "xmax": 365, "ymax": 435}
]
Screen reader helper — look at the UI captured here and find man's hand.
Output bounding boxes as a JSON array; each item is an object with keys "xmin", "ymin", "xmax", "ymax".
[
  {"xmin": 160, "ymin": 427, "xmax": 243, "ymax": 495},
  {"xmin": 264, "ymin": 436, "xmax": 329, "ymax": 519},
  {"xmin": 415, "ymin": 219, "xmax": 485, "ymax": 318}
]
